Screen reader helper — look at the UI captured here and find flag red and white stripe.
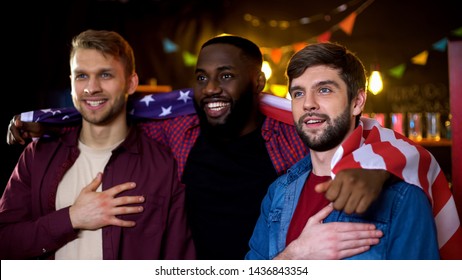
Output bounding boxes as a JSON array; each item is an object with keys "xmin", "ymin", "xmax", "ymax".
[{"xmin": 334, "ymin": 118, "xmax": 462, "ymax": 259}]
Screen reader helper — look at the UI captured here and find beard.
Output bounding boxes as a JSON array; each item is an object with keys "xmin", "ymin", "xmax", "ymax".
[
  {"xmin": 194, "ymin": 84, "xmax": 255, "ymax": 141},
  {"xmin": 79, "ymin": 96, "xmax": 127, "ymax": 126},
  {"xmin": 295, "ymin": 106, "xmax": 351, "ymax": 152}
]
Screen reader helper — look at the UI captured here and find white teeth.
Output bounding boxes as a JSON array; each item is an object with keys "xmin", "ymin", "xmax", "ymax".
[
  {"xmin": 207, "ymin": 102, "xmax": 228, "ymax": 111},
  {"xmin": 86, "ymin": 100, "xmax": 105, "ymax": 107},
  {"xmin": 306, "ymin": 119, "xmax": 323, "ymax": 124}
]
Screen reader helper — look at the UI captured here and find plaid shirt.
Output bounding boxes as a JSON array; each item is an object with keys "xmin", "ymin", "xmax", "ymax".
[{"xmin": 138, "ymin": 114, "xmax": 307, "ymax": 179}]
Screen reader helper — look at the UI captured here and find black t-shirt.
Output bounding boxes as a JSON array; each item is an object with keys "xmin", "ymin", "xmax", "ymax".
[{"xmin": 182, "ymin": 128, "xmax": 278, "ymax": 260}]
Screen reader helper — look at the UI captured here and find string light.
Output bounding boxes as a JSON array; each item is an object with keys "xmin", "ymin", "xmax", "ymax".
[
  {"xmin": 368, "ymin": 69, "xmax": 383, "ymax": 95},
  {"xmin": 262, "ymin": 61, "xmax": 272, "ymax": 80},
  {"xmin": 242, "ymin": 0, "xmax": 368, "ymax": 29}
]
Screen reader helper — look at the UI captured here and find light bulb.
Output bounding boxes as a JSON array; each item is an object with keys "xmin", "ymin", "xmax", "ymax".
[
  {"xmin": 262, "ymin": 61, "xmax": 272, "ymax": 80},
  {"xmin": 368, "ymin": 70, "xmax": 383, "ymax": 95}
]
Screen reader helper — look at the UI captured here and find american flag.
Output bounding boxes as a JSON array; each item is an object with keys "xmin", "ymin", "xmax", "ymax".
[
  {"xmin": 23, "ymin": 89, "xmax": 462, "ymax": 259},
  {"xmin": 21, "ymin": 88, "xmax": 197, "ymax": 123}
]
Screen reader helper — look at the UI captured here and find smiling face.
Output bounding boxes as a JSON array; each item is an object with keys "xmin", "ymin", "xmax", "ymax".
[
  {"xmin": 193, "ymin": 43, "xmax": 264, "ymax": 138},
  {"xmin": 290, "ymin": 65, "xmax": 365, "ymax": 152},
  {"xmin": 70, "ymin": 48, "xmax": 137, "ymax": 127}
]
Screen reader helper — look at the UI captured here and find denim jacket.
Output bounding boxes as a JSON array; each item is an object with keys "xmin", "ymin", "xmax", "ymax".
[{"xmin": 245, "ymin": 155, "xmax": 440, "ymax": 260}]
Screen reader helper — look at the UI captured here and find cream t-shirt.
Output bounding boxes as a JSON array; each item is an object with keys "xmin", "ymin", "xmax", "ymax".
[{"xmin": 54, "ymin": 139, "xmax": 122, "ymax": 259}]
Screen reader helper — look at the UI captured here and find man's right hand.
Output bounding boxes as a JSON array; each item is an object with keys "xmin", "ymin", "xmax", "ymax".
[
  {"xmin": 69, "ymin": 173, "xmax": 145, "ymax": 230},
  {"xmin": 7, "ymin": 114, "xmax": 45, "ymax": 145},
  {"xmin": 274, "ymin": 203, "xmax": 383, "ymax": 260}
]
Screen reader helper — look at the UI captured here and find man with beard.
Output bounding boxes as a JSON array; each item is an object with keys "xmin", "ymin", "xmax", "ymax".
[
  {"xmin": 245, "ymin": 42, "xmax": 440, "ymax": 260},
  {"xmin": 6, "ymin": 35, "xmax": 442, "ymax": 260}
]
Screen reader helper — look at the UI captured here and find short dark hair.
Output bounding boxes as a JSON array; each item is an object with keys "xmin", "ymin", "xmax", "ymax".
[
  {"xmin": 286, "ymin": 42, "xmax": 367, "ymax": 103},
  {"xmin": 201, "ymin": 35, "xmax": 263, "ymax": 70}
]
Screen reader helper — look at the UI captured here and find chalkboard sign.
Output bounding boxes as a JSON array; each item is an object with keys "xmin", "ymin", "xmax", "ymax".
[{"xmin": 386, "ymin": 83, "xmax": 449, "ymax": 113}]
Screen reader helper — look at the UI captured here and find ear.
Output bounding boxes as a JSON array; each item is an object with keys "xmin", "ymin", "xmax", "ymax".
[
  {"xmin": 256, "ymin": 71, "xmax": 266, "ymax": 93},
  {"xmin": 352, "ymin": 89, "xmax": 367, "ymax": 116},
  {"xmin": 127, "ymin": 73, "xmax": 139, "ymax": 96}
]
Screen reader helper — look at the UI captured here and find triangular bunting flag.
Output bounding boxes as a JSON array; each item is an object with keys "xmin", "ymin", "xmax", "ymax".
[
  {"xmin": 182, "ymin": 51, "xmax": 197, "ymax": 67},
  {"xmin": 339, "ymin": 12, "xmax": 357, "ymax": 35},
  {"xmin": 270, "ymin": 48, "xmax": 283, "ymax": 64},
  {"xmin": 452, "ymin": 27, "xmax": 462, "ymax": 37},
  {"xmin": 432, "ymin": 38, "xmax": 447, "ymax": 52},
  {"xmin": 162, "ymin": 38, "xmax": 178, "ymax": 53},
  {"xmin": 317, "ymin": 31, "xmax": 332, "ymax": 42},
  {"xmin": 388, "ymin": 63, "xmax": 406, "ymax": 79},
  {"xmin": 411, "ymin": 51, "xmax": 429, "ymax": 65},
  {"xmin": 292, "ymin": 42, "xmax": 308, "ymax": 53}
]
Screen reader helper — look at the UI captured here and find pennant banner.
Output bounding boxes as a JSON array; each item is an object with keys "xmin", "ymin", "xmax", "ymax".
[
  {"xmin": 182, "ymin": 51, "xmax": 197, "ymax": 67},
  {"xmin": 388, "ymin": 63, "xmax": 406, "ymax": 79},
  {"xmin": 432, "ymin": 38, "xmax": 447, "ymax": 52},
  {"xmin": 339, "ymin": 12, "xmax": 357, "ymax": 35},
  {"xmin": 162, "ymin": 38, "xmax": 178, "ymax": 53},
  {"xmin": 411, "ymin": 51, "xmax": 429, "ymax": 65}
]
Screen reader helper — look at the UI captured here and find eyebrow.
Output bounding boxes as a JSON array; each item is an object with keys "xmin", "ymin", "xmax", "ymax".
[
  {"xmin": 290, "ymin": 79, "xmax": 340, "ymax": 92},
  {"xmin": 195, "ymin": 65, "xmax": 234, "ymax": 74},
  {"xmin": 314, "ymin": 80, "xmax": 340, "ymax": 89},
  {"xmin": 72, "ymin": 66, "xmax": 113, "ymax": 74}
]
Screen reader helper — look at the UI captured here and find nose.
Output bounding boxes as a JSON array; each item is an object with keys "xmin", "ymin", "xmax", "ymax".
[
  {"xmin": 302, "ymin": 93, "xmax": 319, "ymax": 112},
  {"xmin": 203, "ymin": 79, "xmax": 221, "ymax": 96},
  {"xmin": 84, "ymin": 78, "xmax": 101, "ymax": 95}
]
